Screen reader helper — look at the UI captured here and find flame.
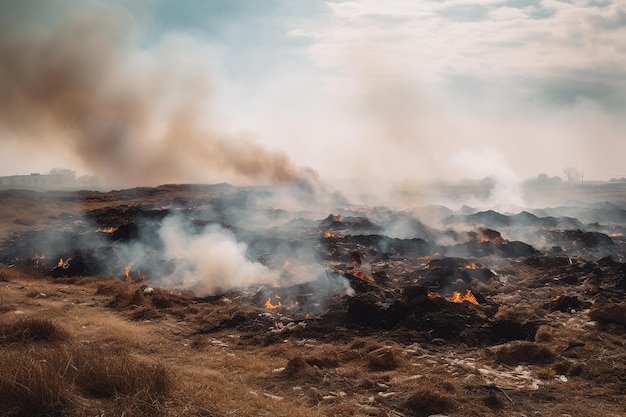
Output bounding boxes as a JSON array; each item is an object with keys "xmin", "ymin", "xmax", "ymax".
[
  {"xmin": 57, "ymin": 258, "xmax": 64, "ymax": 268},
  {"xmin": 352, "ymin": 269, "xmax": 375, "ymax": 283},
  {"xmin": 305, "ymin": 313, "xmax": 311, "ymax": 319},
  {"xmin": 446, "ymin": 290, "xmax": 479, "ymax": 305},
  {"xmin": 610, "ymin": 232, "xmax": 623, "ymax": 237},
  {"xmin": 465, "ymin": 261, "xmax": 477, "ymax": 270},
  {"xmin": 283, "ymin": 260, "xmax": 291, "ymax": 271},
  {"xmin": 324, "ymin": 230, "xmax": 335, "ymax": 238},
  {"xmin": 32, "ymin": 252, "xmax": 45, "ymax": 269},
  {"xmin": 265, "ymin": 295, "xmax": 282, "ymax": 309},
  {"xmin": 95, "ymin": 227, "xmax": 116, "ymax": 233},
  {"xmin": 552, "ymin": 295, "xmax": 561, "ymax": 302},
  {"xmin": 136, "ymin": 270, "xmax": 145, "ymax": 283},
  {"xmin": 334, "ymin": 214, "xmax": 342, "ymax": 222},
  {"xmin": 351, "ymin": 254, "xmax": 374, "ymax": 283},
  {"xmin": 125, "ymin": 262, "xmax": 133, "ymax": 282}
]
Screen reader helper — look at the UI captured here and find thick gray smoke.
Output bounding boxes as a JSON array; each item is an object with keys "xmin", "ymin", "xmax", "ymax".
[{"xmin": 0, "ymin": 0, "xmax": 315, "ymax": 188}]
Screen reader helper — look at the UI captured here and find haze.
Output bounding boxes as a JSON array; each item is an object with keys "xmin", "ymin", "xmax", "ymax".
[{"xmin": 1, "ymin": 0, "xmax": 625, "ymax": 190}]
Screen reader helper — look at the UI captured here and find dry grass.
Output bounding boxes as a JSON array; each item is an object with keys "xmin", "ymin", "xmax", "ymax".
[
  {"xmin": 489, "ymin": 341, "xmax": 556, "ymax": 365},
  {"xmin": 403, "ymin": 388, "xmax": 457, "ymax": 417},
  {"xmin": 0, "ymin": 317, "xmax": 71, "ymax": 344},
  {"xmin": 1, "ymin": 184, "xmax": 626, "ymax": 416},
  {"xmin": 0, "ymin": 342, "xmax": 173, "ymax": 417}
]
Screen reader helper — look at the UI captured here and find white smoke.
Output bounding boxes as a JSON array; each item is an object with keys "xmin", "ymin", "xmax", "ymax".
[
  {"xmin": 158, "ymin": 215, "xmax": 279, "ymax": 295},
  {"xmin": 449, "ymin": 147, "xmax": 526, "ymax": 209}
]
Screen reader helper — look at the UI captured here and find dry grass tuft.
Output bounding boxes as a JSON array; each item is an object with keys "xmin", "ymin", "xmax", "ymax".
[
  {"xmin": 489, "ymin": 341, "xmax": 556, "ymax": 365},
  {"xmin": 534, "ymin": 325, "xmax": 554, "ymax": 342},
  {"xmin": 483, "ymin": 390, "xmax": 506, "ymax": 410},
  {"xmin": 107, "ymin": 287, "xmax": 148, "ymax": 309},
  {"xmin": 283, "ymin": 356, "xmax": 323, "ymax": 382},
  {"xmin": 73, "ymin": 345, "xmax": 172, "ymax": 399},
  {"xmin": 0, "ymin": 317, "xmax": 71, "ymax": 344},
  {"xmin": 403, "ymin": 388, "xmax": 457, "ymax": 417},
  {"xmin": 0, "ymin": 333, "xmax": 172, "ymax": 416},
  {"xmin": 366, "ymin": 346, "xmax": 402, "ymax": 371},
  {"xmin": 0, "ymin": 345, "xmax": 77, "ymax": 416}
]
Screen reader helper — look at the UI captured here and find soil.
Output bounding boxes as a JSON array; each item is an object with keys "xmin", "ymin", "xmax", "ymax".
[{"xmin": 1, "ymin": 183, "xmax": 625, "ymax": 416}]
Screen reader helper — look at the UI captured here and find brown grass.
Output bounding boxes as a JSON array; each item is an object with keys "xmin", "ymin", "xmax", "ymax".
[
  {"xmin": 0, "ymin": 317, "xmax": 71, "ymax": 344},
  {"xmin": 403, "ymin": 388, "xmax": 457, "ymax": 417},
  {"xmin": 489, "ymin": 341, "xmax": 556, "ymax": 365},
  {"xmin": 0, "ymin": 341, "xmax": 173, "ymax": 417}
]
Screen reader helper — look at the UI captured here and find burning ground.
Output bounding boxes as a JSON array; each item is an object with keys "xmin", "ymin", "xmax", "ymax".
[{"xmin": 1, "ymin": 184, "xmax": 626, "ymax": 416}]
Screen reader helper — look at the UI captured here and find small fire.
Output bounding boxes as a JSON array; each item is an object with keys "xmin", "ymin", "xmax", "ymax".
[
  {"xmin": 95, "ymin": 227, "xmax": 116, "ymax": 233},
  {"xmin": 351, "ymin": 253, "xmax": 374, "ymax": 283},
  {"xmin": 324, "ymin": 230, "xmax": 335, "ymax": 238},
  {"xmin": 265, "ymin": 294, "xmax": 282, "ymax": 309},
  {"xmin": 353, "ymin": 269, "xmax": 375, "ymax": 283},
  {"xmin": 32, "ymin": 253, "xmax": 45, "ymax": 269},
  {"xmin": 125, "ymin": 262, "xmax": 133, "ymax": 282},
  {"xmin": 446, "ymin": 290, "xmax": 479, "ymax": 305},
  {"xmin": 57, "ymin": 258, "xmax": 64, "ymax": 268},
  {"xmin": 465, "ymin": 261, "xmax": 477, "ymax": 270},
  {"xmin": 552, "ymin": 295, "xmax": 562, "ymax": 302},
  {"xmin": 334, "ymin": 214, "xmax": 342, "ymax": 222}
]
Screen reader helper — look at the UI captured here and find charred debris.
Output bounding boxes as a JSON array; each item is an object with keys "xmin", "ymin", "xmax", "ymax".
[{"xmin": 1, "ymin": 184, "xmax": 626, "ymax": 346}]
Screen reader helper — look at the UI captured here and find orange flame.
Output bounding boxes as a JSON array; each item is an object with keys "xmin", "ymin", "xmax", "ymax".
[
  {"xmin": 552, "ymin": 295, "xmax": 561, "ymax": 302},
  {"xmin": 334, "ymin": 214, "xmax": 342, "ymax": 222},
  {"xmin": 351, "ymin": 255, "xmax": 374, "ymax": 283},
  {"xmin": 95, "ymin": 227, "xmax": 116, "ymax": 233},
  {"xmin": 57, "ymin": 258, "xmax": 64, "ymax": 268},
  {"xmin": 465, "ymin": 261, "xmax": 477, "ymax": 270},
  {"xmin": 265, "ymin": 294, "xmax": 282, "ymax": 309},
  {"xmin": 352, "ymin": 269, "xmax": 375, "ymax": 283},
  {"xmin": 125, "ymin": 262, "xmax": 133, "ymax": 282},
  {"xmin": 446, "ymin": 290, "xmax": 479, "ymax": 305}
]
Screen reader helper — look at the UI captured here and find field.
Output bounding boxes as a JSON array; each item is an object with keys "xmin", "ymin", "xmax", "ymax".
[{"xmin": 1, "ymin": 183, "xmax": 625, "ymax": 417}]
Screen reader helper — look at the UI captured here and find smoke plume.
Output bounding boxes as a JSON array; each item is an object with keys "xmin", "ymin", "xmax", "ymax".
[
  {"xmin": 0, "ymin": 0, "xmax": 315, "ymax": 188},
  {"xmin": 157, "ymin": 216, "xmax": 279, "ymax": 295}
]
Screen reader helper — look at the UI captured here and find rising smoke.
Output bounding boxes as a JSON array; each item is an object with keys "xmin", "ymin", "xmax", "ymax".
[{"xmin": 0, "ymin": 0, "xmax": 316, "ymax": 189}]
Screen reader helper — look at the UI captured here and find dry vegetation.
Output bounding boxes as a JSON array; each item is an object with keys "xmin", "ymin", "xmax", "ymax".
[
  {"xmin": 0, "ymin": 186, "xmax": 625, "ymax": 416},
  {"xmin": 1, "ymin": 263, "xmax": 625, "ymax": 417}
]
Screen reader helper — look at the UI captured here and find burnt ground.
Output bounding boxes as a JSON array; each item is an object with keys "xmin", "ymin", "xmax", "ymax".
[{"xmin": 1, "ymin": 183, "xmax": 626, "ymax": 416}]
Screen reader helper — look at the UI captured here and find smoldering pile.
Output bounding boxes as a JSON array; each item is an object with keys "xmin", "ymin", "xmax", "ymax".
[{"xmin": 1, "ymin": 184, "xmax": 626, "ymax": 346}]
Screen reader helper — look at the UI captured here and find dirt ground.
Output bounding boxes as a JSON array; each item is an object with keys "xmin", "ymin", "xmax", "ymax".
[{"xmin": 1, "ymin": 184, "xmax": 625, "ymax": 417}]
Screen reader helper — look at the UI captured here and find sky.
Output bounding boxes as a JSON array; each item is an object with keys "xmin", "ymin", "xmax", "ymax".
[{"xmin": 0, "ymin": 0, "xmax": 625, "ymax": 190}]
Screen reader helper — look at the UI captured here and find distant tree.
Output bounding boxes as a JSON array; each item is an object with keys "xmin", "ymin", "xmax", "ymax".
[
  {"xmin": 48, "ymin": 168, "xmax": 76, "ymax": 178},
  {"xmin": 563, "ymin": 167, "xmax": 581, "ymax": 185}
]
